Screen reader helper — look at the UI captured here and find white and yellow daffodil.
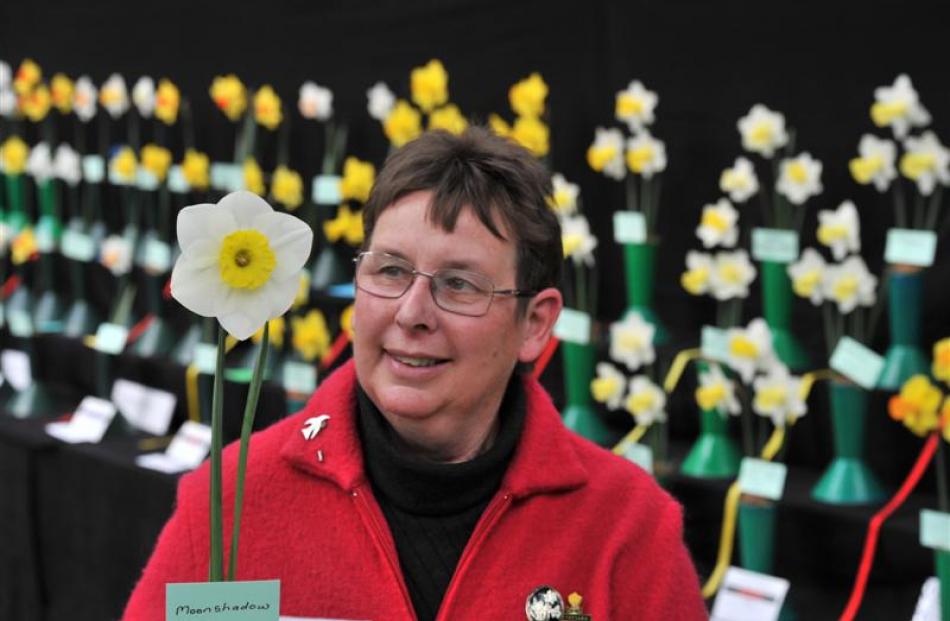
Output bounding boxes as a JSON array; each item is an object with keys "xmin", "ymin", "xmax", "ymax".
[
  {"xmin": 696, "ymin": 198, "xmax": 739, "ymax": 249},
  {"xmin": 53, "ymin": 144, "xmax": 81, "ymax": 186},
  {"xmin": 624, "ymin": 375, "xmax": 667, "ymax": 426},
  {"xmin": 586, "ymin": 127, "xmax": 626, "ymax": 180},
  {"xmin": 871, "ymin": 74, "xmax": 931, "ymax": 139},
  {"xmin": 696, "ymin": 363, "xmax": 741, "ymax": 416},
  {"xmin": 298, "ymin": 81, "xmax": 333, "ymax": 121},
  {"xmin": 549, "ymin": 173, "xmax": 579, "ymax": 219},
  {"xmin": 73, "ymin": 76, "xmax": 97, "ymax": 122},
  {"xmin": 561, "ymin": 215, "xmax": 598, "ymax": 266},
  {"xmin": 681, "ymin": 251, "xmax": 714, "ymax": 296},
  {"xmin": 719, "ymin": 156, "xmax": 759, "ymax": 203},
  {"xmin": 132, "ymin": 76, "xmax": 155, "ymax": 118},
  {"xmin": 822, "ymin": 256, "xmax": 877, "ymax": 315},
  {"xmin": 366, "ymin": 81, "xmax": 395, "ymax": 121},
  {"xmin": 591, "ymin": 362, "xmax": 626, "ymax": 410},
  {"xmin": 738, "ymin": 104, "xmax": 788, "ymax": 158},
  {"xmin": 615, "ymin": 80, "xmax": 657, "ymax": 133},
  {"xmin": 99, "ymin": 73, "xmax": 129, "ymax": 119},
  {"xmin": 777, "ymin": 152, "xmax": 823, "ymax": 205},
  {"xmin": 817, "ymin": 200, "xmax": 860, "ymax": 261},
  {"xmin": 26, "ymin": 142, "xmax": 53, "ymax": 182},
  {"xmin": 609, "ymin": 311, "xmax": 656, "ymax": 372},
  {"xmin": 710, "ymin": 249, "xmax": 756, "ymax": 301},
  {"xmin": 900, "ymin": 131, "xmax": 950, "ymax": 196},
  {"xmin": 787, "ymin": 248, "xmax": 827, "ymax": 306},
  {"xmin": 100, "ymin": 234, "xmax": 133, "ymax": 276},
  {"xmin": 849, "ymin": 134, "xmax": 896, "ymax": 192},
  {"xmin": 725, "ymin": 318, "xmax": 776, "ymax": 383},
  {"xmin": 753, "ymin": 364, "xmax": 806, "ymax": 428},
  {"xmin": 170, "ymin": 191, "xmax": 314, "ymax": 340},
  {"xmin": 625, "ymin": 131, "xmax": 667, "ymax": 178}
]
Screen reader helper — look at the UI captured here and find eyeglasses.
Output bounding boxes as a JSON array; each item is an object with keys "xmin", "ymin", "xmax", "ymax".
[{"xmin": 353, "ymin": 251, "xmax": 537, "ymax": 317}]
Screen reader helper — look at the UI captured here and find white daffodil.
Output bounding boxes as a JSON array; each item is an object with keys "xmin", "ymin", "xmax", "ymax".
[
  {"xmin": 753, "ymin": 364, "xmax": 806, "ymax": 428},
  {"xmin": 0, "ymin": 222, "xmax": 11, "ymax": 257},
  {"xmin": 170, "ymin": 191, "xmax": 313, "ymax": 340},
  {"xmin": 681, "ymin": 251, "xmax": 714, "ymax": 296},
  {"xmin": 719, "ymin": 156, "xmax": 760, "ymax": 203},
  {"xmin": 776, "ymin": 152, "xmax": 823, "ymax": 205},
  {"xmin": 549, "ymin": 173, "xmax": 579, "ymax": 219},
  {"xmin": 366, "ymin": 81, "xmax": 395, "ymax": 121},
  {"xmin": 871, "ymin": 74, "xmax": 931, "ymax": 139},
  {"xmin": 725, "ymin": 318, "xmax": 776, "ymax": 383},
  {"xmin": 73, "ymin": 76, "xmax": 97, "ymax": 122},
  {"xmin": 298, "ymin": 81, "xmax": 333, "ymax": 121},
  {"xmin": 849, "ymin": 134, "xmax": 897, "ymax": 192},
  {"xmin": 615, "ymin": 80, "xmax": 658, "ymax": 132},
  {"xmin": 586, "ymin": 127, "xmax": 626, "ymax": 180},
  {"xmin": 132, "ymin": 76, "xmax": 155, "ymax": 118},
  {"xmin": 900, "ymin": 131, "xmax": 950, "ymax": 196},
  {"xmin": 710, "ymin": 249, "xmax": 756, "ymax": 301},
  {"xmin": 624, "ymin": 375, "xmax": 667, "ymax": 426},
  {"xmin": 561, "ymin": 214, "xmax": 597, "ymax": 266},
  {"xmin": 26, "ymin": 142, "xmax": 54, "ymax": 182},
  {"xmin": 590, "ymin": 362, "xmax": 626, "ymax": 410},
  {"xmin": 696, "ymin": 198, "xmax": 739, "ymax": 249},
  {"xmin": 823, "ymin": 256, "xmax": 877, "ymax": 315},
  {"xmin": 0, "ymin": 61, "xmax": 10, "ymax": 90},
  {"xmin": 100, "ymin": 234, "xmax": 133, "ymax": 276},
  {"xmin": 738, "ymin": 104, "xmax": 788, "ymax": 158},
  {"xmin": 817, "ymin": 200, "xmax": 860, "ymax": 261},
  {"xmin": 53, "ymin": 144, "xmax": 82, "ymax": 186},
  {"xmin": 787, "ymin": 248, "xmax": 827, "ymax": 306},
  {"xmin": 696, "ymin": 363, "xmax": 741, "ymax": 416},
  {"xmin": 625, "ymin": 131, "xmax": 667, "ymax": 179},
  {"xmin": 99, "ymin": 73, "xmax": 129, "ymax": 119},
  {"xmin": 0, "ymin": 89, "xmax": 15, "ymax": 118},
  {"xmin": 609, "ymin": 311, "xmax": 656, "ymax": 372}
]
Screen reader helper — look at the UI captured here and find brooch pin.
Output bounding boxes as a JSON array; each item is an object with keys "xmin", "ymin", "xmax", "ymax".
[
  {"xmin": 563, "ymin": 592, "xmax": 591, "ymax": 621},
  {"xmin": 525, "ymin": 585, "xmax": 564, "ymax": 620},
  {"xmin": 301, "ymin": 414, "xmax": 330, "ymax": 440}
]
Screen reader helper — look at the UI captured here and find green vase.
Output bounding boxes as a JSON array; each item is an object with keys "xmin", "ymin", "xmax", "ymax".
[
  {"xmin": 4, "ymin": 174, "xmax": 26, "ymax": 231},
  {"xmin": 761, "ymin": 261, "xmax": 809, "ymax": 370},
  {"xmin": 937, "ymin": 549, "xmax": 950, "ymax": 621},
  {"xmin": 812, "ymin": 382, "xmax": 886, "ymax": 504},
  {"xmin": 560, "ymin": 341, "xmax": 612, "ymax": 446},
  {"xmin": 681, "ymin": 408, "xmax": 742, "ymax": 478},
  {"xmin": 738, "ymin": 499, "xmax": 777, "ymax": 574},
  {"xmin": 621, "ymin": 242, "xmax": 669, "ymax": 344},
  {"xmin": 878, "ymin": 268, "xmax": 929, "ymax": 390}
]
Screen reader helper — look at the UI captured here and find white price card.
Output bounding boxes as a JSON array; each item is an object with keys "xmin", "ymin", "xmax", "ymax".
[
  {"xmin": 0, "ymin": 349, "xmax": 32, "ymax": 391},
  {"xmin": 81, "ymin": 155, "xmax": 105, "ymax": 183},
  {"xmin": 60, "ymin": 229, "xmax": 97, "ymax": 262},
  {"xmin": 95, "ymin": 323, "xmax": 129, "ymax": 355},
  {"xmin": 738, "ymin": 457, "xmax": 787, "ymax": 501},
  {"xmin": 311, "ymin": 175, "xmax": 342, "ymax": 205},
  {"xmin": 112, "ymin": 379, "xmax": 177, "ymax": 436},
  {"xmin": 45, "ymin": 396, "xmax": 117, "ymax": 444},
  {"xmin": 885, "ymin": 228, "xmax": 938, "ymax": 267},
  {"xmin": 710, "ymin": 567, "xmax": 790, "ymax": 621},
  {"xmin": 168, "ymin": 165, "xmax": 189, "ymax": 194},
  {"xmin": 829, "ymin": 336, "xmax": 884, "ymax": 390},
  {"xmin": 911, "ymin": 577, "xmax": 941, "ymax": 621},
  {"xmin": 137, "ymin": 421, "xmax": 212, "ymax": 474},
  {"xmin": 701, "ymin": 325, "xmax": 729, "ymax": 362},
  {"xmin": 192, "ymin": 343, "xmax": 218, "ymax": 374},
  {"xmin": 752, "ymin": 228, "xmax": 799, "ymax": 263},
  {"xmin": 613, "ymin": 211, "xmax": 647, "ymax": 244},
  {"xmin": 282, "ymin": 362, "xmax": 317, "ymax": 395},
  {"xmin": 553, "ymin": 309, "xmax": 591, "ymax": 345}
]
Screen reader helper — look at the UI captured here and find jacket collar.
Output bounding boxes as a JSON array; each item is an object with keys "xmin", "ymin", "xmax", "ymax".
[{"xmin": 280, "ymin": 360, "xmax": 588, "ymax": 499}]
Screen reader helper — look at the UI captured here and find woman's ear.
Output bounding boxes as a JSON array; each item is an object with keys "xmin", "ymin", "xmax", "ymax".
[{"xmin": 517, "ymin": 287, "xmax": 563, "ymax": 363}]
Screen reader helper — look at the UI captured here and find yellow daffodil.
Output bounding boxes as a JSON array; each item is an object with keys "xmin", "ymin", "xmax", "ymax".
[
  {"xmin": 110, "ymin": 147, "xmax": 138, "ymax": 184},
  {"xmin": 624, "ymin": 375, "xmax": 667, "ymax": 426},
  {"xmin": 681, "ymin": 251, "xmax": 713, "ymax": 296},
  {"xmin": 14, "ymin": 59, "xmax": 41, "ymax": 95},
  {"xmin": 549, "ymin": 173, "xmax": 579, "ymax": 218},
  {"xmin": 11, "ymin": 228, "xmax": 38, "ymax": 264},
  {"xmin": 888, "ymin": 375, "xmax": 942, "ymax": 436},
  {"xmin": 340, "ymin": 304, "xmax": 355, "ymax": 340},
  {"xmin": 384, "ymin": 100, "xmax": 423, "ymax": 148},
  {"xmin": 942, "ymin": 398, "xmax": 950, "ymax": 444},
  {"xmin": 243, "ymin": 158, "xmax": 265, "ymax": 196},
  {"xmin": 254, "ymin": 85, "xmax": 283, "ymax": 130},
  {"xmin": 738, "ymin": 104, "xmax": 788, "ymax": 158},
  {"xmin": 251, "ymin": 316, "xmax": 286, "ymax": 349},
  {"xmin": 324, "ymin": 205, "xmax": 364, "ymax": 246},
  {"xmin": 339, "ymin": 157, "xmax": 376, "ymax": 204},
  {"xmin": 292, "ymin": 272, "xmax": 311, "ymax": 310},
  {"xmin": 871, "ymin": 74, "xmax": 930, "ymax": 139},
  {"xmin": 696, "ymin": 364, "xmax": 740, "ymax": 416},
  {"xmin": 428, "ymin": 103, "xmax": 468, "ymax": 135},
  {"xmin": 587, "ymin": 127, "xmax": 625, "ymax": 180},
  {"xmin": 509, "ymin": 72, "xmax": 548, "ymax": 119},
  {"xmin": 50, "ymin": 73, "xmax": 74, "ymax": 114},
  {"xmin": 410, "ymin": 59, "xmax": 449, "ymax": 113},
  {"xmin": 488, "ymin": 114, "xmax": 511, "ymax": 138},
  {"xmin": 210, "ymin": 74, "xmax": 247, "ymax": 121},
  {"xmin": 933, "ymin": 338, "xmax": 950, "ymax": 385},
  {"xmin": 1, "ymin": 136, "xmax": 29, "ymax": 175},
  {"xmin": 141, "ymin": 143, "xmax": 172, "ymax": 182},
  {"xmin": 182, "ymin": 149, "xmax": 210, "ymax": 190},
  {"xmin": 590, "ymin": 362, "xmax": 626, "ymax": 410},
  {"xmin": 609, "ymin": 311, "xmax": 655, "ymax": 371},
  {"xmin": 292, "ymin": 310, "xmax": 331, "ymax": 362},
  {"xmin": 271, "ymin": 165, "xmax": 304, "ymax": 210},
  {"xmin": 725, "ymin": 318, "xmax": 775, "ymax": 383},
  {"xmin": 155, "ymin": 78, "xmax": 180, "ymax": 125},
  {"xmin": 615, "ymin": 80, "xmax": 657, "ymax": 132},
  {"xmin": 787, "ymin": 248, "xmax": 827, "ymax": 305},
  {"xmin": 21, "ymin": 84, "xmax": 51, "ymax": 122},
  {"xmin": 511, "ymin": 115, "xmax": 549, "ymax": 158}
]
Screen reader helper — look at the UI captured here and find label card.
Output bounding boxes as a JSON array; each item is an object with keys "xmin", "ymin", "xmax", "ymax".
[
  {"xmin": 81, "ymin": 155, "xmax": 105, "ymax": 183},
  {"xmin": 108, "ymin": 167, "xmax": 135, "ymax": 187},
  {"xmin": 829, "ymin": 336, "xmax": 884, "ymax": 390},
  {"xmin": 312, "ymin": 175, "xmax": 342, "ymax": 205},
  {"xmin": 553, "ymin": 309, "xmax": 591, "ymax": 345},
  {"xmin": 622, "ymin": 442, "xmax": 654, "ymax": 475},
  {"xmin": 193, "ymin": 343, "xmax": 219, "ymax": 374},
  {"xmin": 112, "ymin": 378, "xmax": 177, "ymax": 436},
  {"xmin": 885, "ymin": 228, "xmax": 938, "ymax": 267},
  {"xmin": 7, "ymin": 309, "xmax": 34, "ymax": 338},
  {"xmin": 752, "ymin": 228, "xmax": 799, "ymax": 263},
  {"xmin": 60, "ymin": 229, "xmax": 97, "ymax": 262},
  {"xmin": 45, "ymin": 396, "xmax": 117, "ymax": 444},
  {"xmin": 136, "ymin": 169, "xmax": 160, "ymax": 191},
  {"xmin": 35, "ymin": 219, "xmax": 57, "ymax": 253},
  {"xmin": 95, "ymin": 323, "xmax": 129, "ymax": 355},
  {"xmin": 137, "ymin": 421, "xmax": 212, "ymax": 474},
  {"xmin": 326, "ymin": 283, "xmax": 356, "ymax": 299},
  {"xmin": 613, "ymin": 211, "xmax": 647, "ymax": 244},
  {"xmin": 282, "ymin": 362, "xmax": 317, "ymax": 395},
  {"xmin": 1, "ymin": 349, "xmax": 33, "ymax": 391},
  {"xmin": 738, "ymin": 458, "xmax": 787, "ymax": 501},
  {"xmin": 168, "ymin": 165, "xmax": 190, "ymax": 194},
  {"xmin": 166, "ymin": 580, "xmax": 280, "ymax": 621},
  {"xmin": 701, "ymin": 325, "xmax": 729, "ymax": 362},
  {"xmin": 919, "ymin": 509, "xmax": 950, "ymax": 551},
  {"xmin": 710, "ymin": 567, "xmax": 790, "ymax": 621},
  {"xmin": 143, "ymin": 239, "xmax": 173, "ymax": 273},
  {"xmin": 210, "ymin": 163, "xmax": 243, "ymax": 193},
  {"xmin": 911, "ymin": 577, "xmax": 941, "ymax": 621}
]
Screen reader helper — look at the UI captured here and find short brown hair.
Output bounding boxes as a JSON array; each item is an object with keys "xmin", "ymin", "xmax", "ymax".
[{"xmin": 362, "ymin": 127, "xmax": 562, "ymax": 306}]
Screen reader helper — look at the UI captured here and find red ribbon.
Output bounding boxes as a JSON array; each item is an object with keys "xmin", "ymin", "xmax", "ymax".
[
  {"xmin": 320, "ymin": 333, "xmax": 351, "ymax": 370},
  {"xmin": 530, "ymin": 336, "xmax": 560, "ymax": 381},
  {"xmin": 126, "ymin": 314, "xmax": 156, "ymax": 345},
  {"xmin": 162, "ymin": 278, "xmax": 172, "ymax": 300},
  {"xmin": 1, "ymin": 275, "xmax": 22, "ymax": 300}
]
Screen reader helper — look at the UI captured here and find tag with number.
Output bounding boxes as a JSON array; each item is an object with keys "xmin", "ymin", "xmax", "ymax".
[
  {"xmin": 885, "ymin": 228, "xmax": 938, "ymax": 267},
  {"xmin": 829, "ymin": 336, "xmax": 884, "ymax": 390},
  {"xmin": 60, "ymin": 229, "xmax": 97, "ymax": 262},
  {"xmin": 312, "ymin": 175, "xmax": 342, "ymax": 205},
  {"xmin": 82, "ymin": 155, "xmax": 105, "ymax": 183},
  {"xmin": 95, "ymin": 323, "xmax": 129, "ymax": 355},
  {"xmin": 752, "ymin": 228, "xmax": 799, "ymax": 263},
  {"xmin": 613, "ymin": 211, "xmax": 647, "ymax": 244},
  {"xmin": 166, "ymin": 580, "xmax": 280, "ymax": 621},
  {"xmin": 738, "ymin": 458, "xmax": 787, "ymax": 501}
]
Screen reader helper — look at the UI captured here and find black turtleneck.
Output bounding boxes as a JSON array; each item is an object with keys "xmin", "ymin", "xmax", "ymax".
[{"xmin": 356, "ymin": 376, "xmax": 525, "ymax": 621}]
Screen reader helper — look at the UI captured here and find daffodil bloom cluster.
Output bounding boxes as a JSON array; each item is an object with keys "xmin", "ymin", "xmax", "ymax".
[
  {"xmin": 291, "ymin": 309, "xmax": 331, "ymax": 362},
  {"xmin": 155, "ymin": 79, "xmax": 180, "ymax": 125},
  {"xmin": 488, "ymin": 73, "xmax": 550, "ymax": 158},
  {"xmin": 696, "ymin": 363, "xmax": 741, "ymax": 417},
  {"xmin": 50, "ymin": 73, "xmax": 73, "ymax": 114},
  {"xmin": 182, "ymin": 149, "xmax": 210, "ymax": 190},
  {"xmin": 752, "ymin": 363, "xmax": 806, "ymax": 428},
  {"xmin": 253, "ymin": 85, "xmax": 282, "ymax": 130},
  {"xmin": 680, "ymin": 249, "xmax": 756, "ymax": 301},
  {"xmin": 589, "ymin": 80, "xmax": 666, "ymax": 183},
  {"xmin": 132, "ymin": 77, "xmax": 155, "ymax": 118},
  {"xmin": 339, "ymin": 157, "xmax": 376, "ymax": 204},
  {"xmin": 99, "ymin": 73, "xmax": 129, "ymax": 119},
  {"xmin": 323, "ymin": 205, "xmax": 364, "ymax": 246},
  {"xmin": 210, "ymin": 74, "xmax": 247, "ymax": 121},
  {"xmin": 271, "ymin": 166, "xmax": 304, "ymax": 210},
  {"xmin": 1, "ymin": 135, "xmax": 29, "ymax": 175}
]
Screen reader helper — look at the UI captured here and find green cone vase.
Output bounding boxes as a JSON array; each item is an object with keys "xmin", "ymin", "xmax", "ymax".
[
  {"xmin": 561, "ymin": 341, "xmax": 612, "ymax": 446},
  {"xmin": 738, "ymin": 499, "xmax": 777, "ymax": 574},
  {"xmin": 4, "ymin": 174, "xmax": 26, "ymax": 231},
  {"xmin": 681, "ymin": 407, "xmax": 742, "ymax": 478},
  {"xmin": 937, "ymin": 549, "xmax": 950, "ymax": 621},
  {"xmin": 761, "ymin": 260, "xmax": 809, "ymax": 371},
  {"xmin": 812, "ymin": 382, "xmax": 886, "ymax": 504},
  {"xmin": 879, "ymin": 267, "xmax": 929, "ymax": 390},
  {"xmin": 622, "ymin": 242, "xmax": 668, "ymax": 344}
]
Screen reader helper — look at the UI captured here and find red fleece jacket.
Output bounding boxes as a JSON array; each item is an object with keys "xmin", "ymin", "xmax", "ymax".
[{"xmin": 123, "ymin": 361, "xmax": 707, "ymax": 620}]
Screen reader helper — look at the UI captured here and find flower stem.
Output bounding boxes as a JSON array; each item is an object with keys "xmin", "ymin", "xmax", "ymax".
[
  {"xmin": 913, "ymin": 193, "xmax": 926, "ymax": 229},
  {"xmin": 893, "ymin": 182, "xmax": 908, "ymax": 228},
  {"xmin": 228, "ymin": 321, "xmax": 270, "ymax": 581},
  {"xmin": 937, "ymin": 438, "xmax": 949, "ymax": 514},
  {"xmin": 924, "ymin": 186, "xmax": 943, "ymax": 231},
  {"xmin": 822, "ymin": 303, "xmax": 836, "ymax": 359},
  {"xmin": 625, "ymin": 175, "xmax": 639, "ymax": 213},
  {"xmin": 209, "ymin": 327, "xmax": 226, "ymax": 581}
]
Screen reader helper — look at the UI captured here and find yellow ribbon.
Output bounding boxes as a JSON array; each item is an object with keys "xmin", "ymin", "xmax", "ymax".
[
  {"xmin": 612, "ymin": 423, "xmax": 649, "ymax": 455},
  {"xmin": 799, "ymin": 368, "xmax": 838, "ymax": 400},
  {"xmin": 663, "ymin": 348, "xmax": 703, "ymax": 393},
  {"xmin": 185, "ymin": 336, "xmax": 240, "ymax": 424}
]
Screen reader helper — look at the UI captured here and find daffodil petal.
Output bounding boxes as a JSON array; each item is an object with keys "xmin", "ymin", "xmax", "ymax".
[
  {"xmin": 170, "ymin": 256, "xmax": 226, "ymax": 317},
  {"xmin": 177, "ymin": 204, "xmax": 235, "ymax": 252},
  {"xmin": 251, "ymin": 211, "xmax": 313, "ymax": 279},
  {"xmin": 219, "ymin": 190, "xmax": 273, "ymax": 228}
]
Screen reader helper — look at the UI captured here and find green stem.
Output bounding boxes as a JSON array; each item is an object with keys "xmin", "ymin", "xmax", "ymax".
[
  {"xmin": 913, "ymin": 193, "xmax": 926, "ymax": 229},
  {"xmin": 740, "ymin": 392, "xmax": 754, "ymax": 456},
  {"xmin": 867, "ymin": 269, "xmax": 889, "ymax": 341},
  {"xmin": 209, "ymin": 327, "xmax": 226, "ymax": 582},
  {"xmin": 228, "ymin": 321, "xmax": 270, "ymax": 581},
  {"xmin": 625, "ymin": 175, "xmax": 639, "ymax": 213},
  {"xmin": 893, "ymin": 182, "xmax": 908, "ymax": 228},
  {"xmin": 937, "ymin": 439, "xmax": 949, "ymax": 514},
  {"xmin": 575, "ymin": 261, "xmax": 586, "ymax": 314},
  {"xmin": 822, "ymin": 303, "xmax": 836, "ymax": 358},
  {"xmin": 924, "ymin": 186, "xmax": 943, "ymax": 231}
]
